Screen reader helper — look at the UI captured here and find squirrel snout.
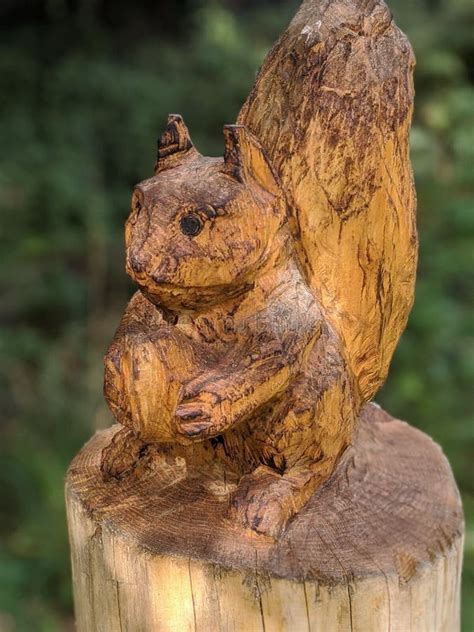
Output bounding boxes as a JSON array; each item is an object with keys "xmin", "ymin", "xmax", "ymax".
[{"xmin": 129, "ymin": 253, "xmax": 146, "ymax": 275}]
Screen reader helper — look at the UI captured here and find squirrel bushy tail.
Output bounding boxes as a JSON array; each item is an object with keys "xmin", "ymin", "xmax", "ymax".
[{"xmin": 238, "ymin": 0, "xmax": 417, "ymax": 403}]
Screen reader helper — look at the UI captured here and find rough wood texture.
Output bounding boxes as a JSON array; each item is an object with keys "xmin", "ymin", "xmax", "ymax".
[
  {"xmin": 101, "ymin": 0, "xmax": 418, "ymax": 537},
  {"xmin": 238, "ymin": 0, "xmax": 418, "ymax": 403},
  {"xmin": 67, "ymin": 2, "xmax": 463, "ymax": 628},
  {"xmin": 66, "ymin": 404, "xmax": 464, "ymax": 631},
  {"xmin": 103, "ymin": 112, "xmax": 359, "ymax": 537}
]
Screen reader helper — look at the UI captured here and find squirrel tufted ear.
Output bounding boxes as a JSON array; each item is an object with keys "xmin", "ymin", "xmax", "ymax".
[
  {"xmin": 223, "ymin": 125, "xmax": 281, "ymax": 196},
  {"xmin": 154, "ymin": 114, "xmax": 197, "ymax": 174}
]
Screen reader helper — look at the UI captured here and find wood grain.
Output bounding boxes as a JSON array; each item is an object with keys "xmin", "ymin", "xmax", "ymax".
[
  {"xmin": 65, "ymin": 2, "xmax": 465, "ymax": 629},
  {"xmin": 67, "ymin": 2, "xmax": 463, "ymax": 628},
  {"xmin": 103, "ymin": 118, "xmax": 358, "ymax": 536},
  {"xmin": 101, "ymin": 0, "xmax": 419, "ymax": 536},
  {"xmin": 66, "ymin": 404, "xmax": 464, "ymax": 631},
  {"xmin": 239, "ymin": 0, "xmax": 418, "ymax": 403}
]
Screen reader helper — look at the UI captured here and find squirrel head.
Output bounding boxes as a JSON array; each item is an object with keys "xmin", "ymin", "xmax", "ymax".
[{"xmin": 126, "ymin": 114, "xmax": 288, "ymax": 311}]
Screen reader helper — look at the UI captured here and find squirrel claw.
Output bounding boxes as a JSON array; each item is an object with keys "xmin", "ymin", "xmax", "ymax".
[
  {"xmin": 175, "ymin": 401, "xmax": 214, "ymax": 439},
  {"xmin": 178, "ymin": 420, "xmax": 212, "ymax": 438},
  {"xmin": 175, "ymin": 392, "xmax": 226, "ymax": 439},
  {"xmin": 230, "ymin": 466, "xmax": 295, "ymax": 539}
]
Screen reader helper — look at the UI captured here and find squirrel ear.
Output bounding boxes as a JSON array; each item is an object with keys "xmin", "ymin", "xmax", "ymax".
[
  {"xmin": 154, "ymin": 114, "xmax": 197, "ymax": 174},
  {"xmin": 223, "ymin": 125, "xmax": 281, "ymax": 196}
]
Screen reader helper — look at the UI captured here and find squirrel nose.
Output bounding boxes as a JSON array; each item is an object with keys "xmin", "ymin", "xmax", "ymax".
[{"xmin": 129, "ymin": 253, "xmax": 146, "ymax": 275}]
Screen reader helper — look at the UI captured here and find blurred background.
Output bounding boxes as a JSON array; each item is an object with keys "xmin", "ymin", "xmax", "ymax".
[{"xmin": 0, "ymin": 0, "xmax": 472, "ymax": 630}]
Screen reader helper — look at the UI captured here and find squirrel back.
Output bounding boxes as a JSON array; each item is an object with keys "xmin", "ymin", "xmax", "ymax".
[{"xmin": 238, "ymin": 0, "xmax": 418, "ymax": 402}]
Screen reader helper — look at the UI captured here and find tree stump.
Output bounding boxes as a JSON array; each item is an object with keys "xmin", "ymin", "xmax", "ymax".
[
  {"xmin": 66, "ymin": 0, "xmax": 464, "ymax": 628},
  {"xmin": 66, "ymin": 404, "xmax": 463, "ymax": 631}
]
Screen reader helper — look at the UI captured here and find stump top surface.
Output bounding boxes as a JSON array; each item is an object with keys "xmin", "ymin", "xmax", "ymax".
[{"xmin": 67, "ymin": 404, "xmax": 463, "ymax": 583}]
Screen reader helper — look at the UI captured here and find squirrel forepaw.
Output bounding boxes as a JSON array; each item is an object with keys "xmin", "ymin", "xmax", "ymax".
[{"xmin": 175, "ymin": 392, "xmax": 226, "ymax": 440}]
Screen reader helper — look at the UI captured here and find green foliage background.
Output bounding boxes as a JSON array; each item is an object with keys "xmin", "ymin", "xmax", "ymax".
[{"xmin": 0, "ymin": 1, "xmax": 472, "ymax": 629}]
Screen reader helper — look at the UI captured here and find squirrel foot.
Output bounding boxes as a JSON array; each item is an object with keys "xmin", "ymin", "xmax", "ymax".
[
  {"xmin": 231, "ymin": 464, "xmax": 321, "ymax": 538},
  {"xmin": 230, "ymin": 466, "xmax": 301, "ymax": 539},
  {"xmin": 101, "ymin": 427, "xmax": 150, "ymax": 481}
]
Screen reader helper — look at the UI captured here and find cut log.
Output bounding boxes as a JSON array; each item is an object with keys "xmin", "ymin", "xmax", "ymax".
[{"xmin": 66, "ymin": 404, "xmax": 464, "ymax": 631}]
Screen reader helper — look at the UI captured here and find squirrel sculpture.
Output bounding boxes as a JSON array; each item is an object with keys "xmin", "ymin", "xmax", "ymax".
[{"xmin": 103, "ymin": 0, "xmax": 417, "ymax": 538}]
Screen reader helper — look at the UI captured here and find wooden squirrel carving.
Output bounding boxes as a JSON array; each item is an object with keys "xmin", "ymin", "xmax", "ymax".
[{"xmin": 103, "ymin": 0, "xmax": 417, "ymax": 539}]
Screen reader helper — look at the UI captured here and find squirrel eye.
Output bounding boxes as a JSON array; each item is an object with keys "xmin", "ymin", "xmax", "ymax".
[{"xmin": 180, "ymin": 213, "xmax": 203, "ymax": 237}]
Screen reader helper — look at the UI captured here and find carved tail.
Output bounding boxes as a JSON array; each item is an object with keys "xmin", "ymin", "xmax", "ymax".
[{"xmin": 238, "ymin": 0, "xmax": 417, "ymax": 402}]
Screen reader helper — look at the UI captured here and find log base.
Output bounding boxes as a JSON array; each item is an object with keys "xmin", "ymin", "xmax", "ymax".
[{"xmin": 66, "ymin": 404, "xmax": 464, "ymax": 631}]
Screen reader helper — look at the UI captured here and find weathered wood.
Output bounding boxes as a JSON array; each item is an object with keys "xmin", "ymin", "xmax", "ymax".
[
  {"xmin": 66, "ymin": 404, "xmax": 463, "ymax": 631},
  {"xmin": 239, "ymin": 0, "xmax": 417, "ymax": 403},
  {"xmin": 239, "ymin": 0, "xmax": 418, "ymax": 404},
  {"xmin": 103, "ymin": 113, "xmax": 358, "ymax": 537},
  {"xmin": 66, "ymin": 0, "xmax": 463, "ymax": 628},
  {"xmin": 101, "ymin": 0, "xmax": 418, "ymax": 537}
]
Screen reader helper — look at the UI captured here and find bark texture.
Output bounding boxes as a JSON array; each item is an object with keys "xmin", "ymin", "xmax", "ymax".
[{"xmin": 66, "ymin": 404, "xmax": 464, "ymax": 631}]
